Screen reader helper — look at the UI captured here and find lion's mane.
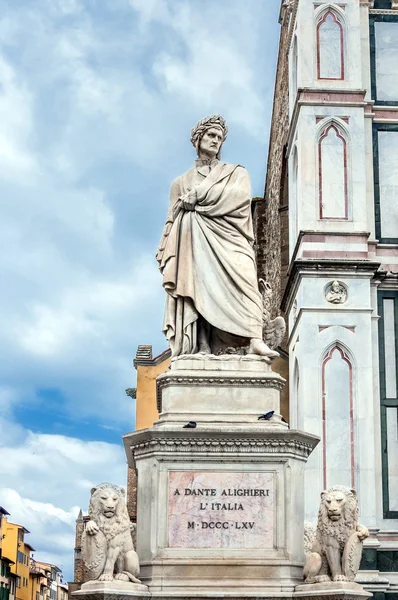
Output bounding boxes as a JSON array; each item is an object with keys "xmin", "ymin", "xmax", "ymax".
[
  {"xmin": 316, "ymin": 485, "xmax": 358, "ymax": 549},
  {"xmin": 88, "ymin": 484, "xmax": 131, "ymax": 541}
]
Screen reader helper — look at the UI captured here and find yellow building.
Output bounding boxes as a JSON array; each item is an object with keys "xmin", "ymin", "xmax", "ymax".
[
  {"xmin": 29, "ymin": 560, "xmax": 47, "ymax": 600},
  {"xmin": 2, "ymin": 520, "xmax": 34, "ymax": 600},
  {"xmin": 133, "ymin": 345, "xmax": 171, "ymax": 430},
  {"xmin": 0, "ymin": 507, "xmax": 15, "ymax": 600}
]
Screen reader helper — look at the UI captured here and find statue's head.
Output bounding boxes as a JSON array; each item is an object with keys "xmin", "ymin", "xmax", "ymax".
[{"xmin": 190, "ymin": 115, "xmax": 228, "ymax": 160}]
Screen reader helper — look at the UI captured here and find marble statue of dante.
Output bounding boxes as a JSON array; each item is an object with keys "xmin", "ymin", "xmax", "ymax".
[{"xmin": 156, "ymin": 115, "xmax": 279, "ymax": 358}]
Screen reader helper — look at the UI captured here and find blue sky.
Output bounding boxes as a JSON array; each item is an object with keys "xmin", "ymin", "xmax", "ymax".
[{"xmin": 0, "ymin": 0, "xmax": 280, "ymax": 581}]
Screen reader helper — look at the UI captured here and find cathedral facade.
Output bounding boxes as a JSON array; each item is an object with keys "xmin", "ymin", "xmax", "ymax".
[{"xmin": 258, "ymin": 0, "xmax": 398, "ymax": 591}]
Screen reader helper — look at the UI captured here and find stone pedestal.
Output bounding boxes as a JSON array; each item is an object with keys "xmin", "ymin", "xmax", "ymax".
[
  {"xmin": 294, "ymin": 582, "xmax": 372, "ymax": 600},
  {"xmin": 72, "ymin": 581, "xmax": 150, "ymax": 600},
  {"xmin": 123, "ymin": 355, "xmax": 320, "ymax": 599},
  {"xmin": 155, "ymin": 354, "xmax": 287, "ymax": 428}
]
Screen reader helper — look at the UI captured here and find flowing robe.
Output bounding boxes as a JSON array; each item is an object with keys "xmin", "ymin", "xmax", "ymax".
[{"xmin": 156, "ymin": 160, "xmax": 263, "ymax": 356}]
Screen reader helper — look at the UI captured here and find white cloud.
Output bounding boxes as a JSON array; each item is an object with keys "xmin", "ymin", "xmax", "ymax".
[
  {"xmin": 130, "ymin": 0, "xmax": 269, "ymax": 136},
  {"xmin": 0, "ymin": 56, "xmax": 38, "ymax": 178},
  {"xmin": 0, "ymin": 0, "xmax": 278, "ymax": 579},
  {"xmin": 0, "ymin": 424, "xmax": 127, "ymax": 579}
]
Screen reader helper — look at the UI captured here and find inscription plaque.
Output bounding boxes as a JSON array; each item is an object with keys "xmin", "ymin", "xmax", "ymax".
[{"xmin": 168, "ymin": 471, "xmax": 274, "ymax": 548}]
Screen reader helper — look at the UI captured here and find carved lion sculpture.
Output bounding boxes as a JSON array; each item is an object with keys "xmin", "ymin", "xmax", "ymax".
[
  {"xmin": 82, "ymin": 483, "xmax": 141, "ymax": 584},
  {"xmin": 303, "ymin": 486, "xmax": 369, "ymax": 584}
]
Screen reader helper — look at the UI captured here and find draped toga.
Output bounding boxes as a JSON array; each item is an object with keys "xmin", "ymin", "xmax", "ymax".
[{"xmin": 156, "ymin": 159, "xmax": 263, "ymax": 356}]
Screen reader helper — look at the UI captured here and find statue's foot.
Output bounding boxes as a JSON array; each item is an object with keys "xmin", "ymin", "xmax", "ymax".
[
  {"xmin": 197, "ymin": 342, "xmax": 211, "ymax": 354},
  {"xmin": 249, "ymin": 338, "xmax": 279, "ymax": 358},
  {"xmin": 98, "ymin": 574, "xmax": 113, "ymax": 582}
]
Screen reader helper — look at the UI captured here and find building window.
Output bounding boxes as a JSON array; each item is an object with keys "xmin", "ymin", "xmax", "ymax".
[
  {"xmin": 316, "ymin": 10, "xmax": 344, "ymax": 80},
  {"xmin": 17, "ymin": 530, "xmax": 23, "ymax": 543},
  {"xmin": 321, "ymin": 345, "xmax": 355, "ymax": 489},
  {"xmin": 318, "ymin": 122, "xmax": 348, "ymax": 220},
  {"xmin": 16, "ymin": 577, "xmax": 21, "ymax": 589},
  {"xmin": 378, "ymin": 291, "xmax": 398, "ymax": 518},
  {"xmin": 373, "ymin": 124, "xmax": 398, "ymax": 243},
  {"xmin": 370, "ymin": 15, "xmax": 398, "ymax": 104}
]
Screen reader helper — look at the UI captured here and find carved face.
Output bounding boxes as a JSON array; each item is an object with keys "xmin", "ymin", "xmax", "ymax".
[
  {"xmin": 97, "ymin": 489, "xmax": 120, "ymax": 518},
  {"xmin": 199, "ymin": 126, "xmax": 223, "ymax": 159},
  {"xmin": 322, "ymin": 490, "xmax": 347, "ymax": 521}
]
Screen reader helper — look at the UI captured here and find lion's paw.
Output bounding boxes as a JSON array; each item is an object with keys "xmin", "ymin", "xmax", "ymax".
[
  {"xmin": 98, "ymin": 574, "xmax": 113, "ymax": 582},
  {"xmin": 114, "ymin": 573, "xmax": 129, "ymax": 582},
  {"xmin": 315, "ymin": 575, "xmax": 331, "ymax": 583},
  {"xmin": 333, "ymin": 575, "xmax": 349, "ymax": 582},
  {"xmin": 85, "ymin": 520, "xmax": 99, "ymax": 535}
]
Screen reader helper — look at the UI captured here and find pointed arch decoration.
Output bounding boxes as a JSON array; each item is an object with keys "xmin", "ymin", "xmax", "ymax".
[
  {"xmin": 321, "ymin": 344, "xmax": 355, "ymax": 490},
  {"xmin": 316, "ymin": 9, "xmax": 345, "ymax": 80},
  {"xmin": 318, "ymin": 121, "xmax": 349, "ymax": 220}
]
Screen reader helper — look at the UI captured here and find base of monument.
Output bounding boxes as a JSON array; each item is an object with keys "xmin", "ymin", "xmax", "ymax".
[
  {"xmin": 294, "ymin": 581, "xmax": 372, "ymax": 600},
  {"xmin": 72, "ymin": 580, "xmax": 150, "ymax": 600},
  {"xmin": 123, "ymin": 353, "xmax": 319, "ymax": 599},
  {"xmin": 123, "ymin": 424, "xmax": 319, "ymax": 597},
  {"xmin": 155, "ymin": 354, "xmax": 286, "ymax": 428}
]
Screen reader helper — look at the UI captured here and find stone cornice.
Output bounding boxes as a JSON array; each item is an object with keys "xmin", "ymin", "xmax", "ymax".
[
  {"xmin": 123, "ymin": 428, "xmax": 320, "ymax": 466},
  {"xmin": 281, "ymin": 259, "xmax": 381, "ymax": 313},
  {"xmin": 73, "ymin": 595, "xmax": 149, "ymax": 600},
  {"xmin": 370, "ymin": 9, "xmax": 398, "ymax": 14}
]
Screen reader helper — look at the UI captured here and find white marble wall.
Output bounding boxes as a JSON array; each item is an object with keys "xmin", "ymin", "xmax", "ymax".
[
  {"xmin": 289, "ymin": 275, "xmax": 377, "ymax": 525},
  {"xmin": 285, "ymin": 0, "xmax": 398, "ymax": 533},
  {"xmin": 295, "ymin": 1, "xmax": 362, "ymax": 90},
  {"xmin": 288, "ymin": 107, "xmax": 368, "ymax": 257}
]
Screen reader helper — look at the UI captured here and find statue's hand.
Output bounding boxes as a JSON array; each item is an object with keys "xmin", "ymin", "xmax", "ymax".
[
  {"xmin": 85, "ymin": 520, "xmax": 99, "ymax": 535},
  {"xmin": 180, "ymin": 188, "xmax": 197, "ymax": 211}
]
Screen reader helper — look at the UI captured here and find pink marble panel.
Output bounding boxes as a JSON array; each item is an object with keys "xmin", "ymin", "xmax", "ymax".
[{"xmin": 168, "ymin": 471, "xmax": 274, "ymax": 549}]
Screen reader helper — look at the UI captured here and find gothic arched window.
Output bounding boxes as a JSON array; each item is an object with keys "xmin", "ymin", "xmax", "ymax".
[
  {"xmin": 322, "ymin": 345, "xmax": 355, "ymax": 489},
  {"xmin": 318, "ymin": 123, "xmax": 348, "ymax": 220},
  {"xmin": 316, "ymin": 10, "xmax": 344, "ymax": 80}
]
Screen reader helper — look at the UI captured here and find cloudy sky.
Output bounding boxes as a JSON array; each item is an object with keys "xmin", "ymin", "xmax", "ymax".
[{"xmin": 0, "ymin": 0, "xmax": 280, "ymax": 581}]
